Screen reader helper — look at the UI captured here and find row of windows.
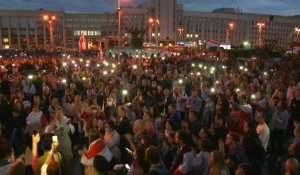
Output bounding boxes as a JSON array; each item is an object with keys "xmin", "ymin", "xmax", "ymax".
[{"xmin": 73, "ymin": 30, "xmax": 101, "ymax": 36}]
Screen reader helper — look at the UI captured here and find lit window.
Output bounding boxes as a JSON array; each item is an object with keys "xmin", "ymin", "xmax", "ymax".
[
  {"xmin": 73, "ymin": 31, "xmax": 80, "ymax": 36},
  {"xmin": 4, "ymin": 45, "xmax": 9, "ymax": 49},
  {"xmin": 88, "ymin": 31, "xmax": 94, "ymax": 36},
  {"xmin": 152, "ymin": 33, "xmax": 155, "ymax": 37},
  {"xmin": 158, "ymin": 33, "xmax": 160, "ymax": 36},
  {"xmin": 3, "ymin": 38, "xmax": 9, "ymax": 42}
]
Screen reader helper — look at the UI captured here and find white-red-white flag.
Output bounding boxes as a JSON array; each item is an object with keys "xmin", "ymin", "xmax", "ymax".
[
  {"xmin": 79, "ymin": 32, "xmax": 87, "ymax": 52},
  {"xmin": 99, "ymin": 42, "xmax": 103, "ymax": 61}
]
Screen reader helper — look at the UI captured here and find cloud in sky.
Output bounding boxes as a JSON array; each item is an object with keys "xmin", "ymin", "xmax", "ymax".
[{"xmin": 0, "ymin": 0, "xmax": 299, "ymax": 16}]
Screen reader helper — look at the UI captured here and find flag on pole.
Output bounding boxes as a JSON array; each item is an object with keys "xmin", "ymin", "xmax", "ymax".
[
  {"xmin": 79, "ymin": 32, "xmax": 87, "ymax": 52},
  {"xmin": 99, "ymin": 42, "xmax": 103, "ymax": 61}
]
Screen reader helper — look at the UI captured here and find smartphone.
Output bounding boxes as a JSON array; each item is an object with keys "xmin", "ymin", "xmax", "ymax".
[
  {"xmin": 125, "ymin": 164, "xmax": 130, "ymax": 170},
  {"xmin": 125, "ymin": 147, "xmax": 133, "ymax": 154},
  {"xmin": 52, "ymin": 136, "xmax": 58, "ymax": 142}
]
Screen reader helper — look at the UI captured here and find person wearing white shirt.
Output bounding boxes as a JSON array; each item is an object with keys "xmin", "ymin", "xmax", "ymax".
[{"xmin": 256, "ymin": 111, "xmax": 270, "ymax": 151}]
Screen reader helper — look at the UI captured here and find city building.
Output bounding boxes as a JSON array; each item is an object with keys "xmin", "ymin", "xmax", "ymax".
[{"xmin": 0, "ymin": 0, "xmax": 299, "ymax": 50}]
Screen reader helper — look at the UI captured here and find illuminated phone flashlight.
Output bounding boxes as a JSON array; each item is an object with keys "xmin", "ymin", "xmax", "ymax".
[
  {"xmin": 244, "ymin": 68, "xmax": 248, "ymax": 72},
  {"xmin": 190, "ymin": 72, "xmax": 193, "ymax": 75},
  {"xmin": 122, "ymin": 89, "xmax": 128, "ymax": 96},
  {"xmin": 67, "ymin": 55, "xmax": 70, "ymax": 59},
  {"xmin": 211, "ymin": 88, "xmax": 215, "ymax": 93},
  {"xmin": 211, "ymin": 67, "xmax": 215, "ymax": 71},
  {"xmin": 191, "ymin": 63, "xmax": 195, "ymax": 67},
  {"xmin": 82, "ymin": 77, "xmax": 86, "ymax": 81},
  {"xmin": 239, "ymin": 66, "xmax": 244, "ymax": 70},
  {"xmin": 251, "ymin": 94, "xmax": 256, "ymax": 99},
  {"xmin": 112, "ymin": 64, "xmax": 116, "ymax": 68},
  {"xmin": 112, "ymin": 54, "xmax": 116, "ymax": 58},
  {"xmin": 222, "ymin": 66, "xmax": 227, "ymax": 69},
  {"xmin": 162, "ymin": 56, "xmax": 165, "ymax": 60},
  {"xmin": 133, "ymin": 65, "xmax": 137, "ymax": 69},
  {"xmin": 85, "ymin": 63, "xmax": 89, "ymax": 67},
  {"xmin": 12, "ymin": 64, "xmax": 15, "ymax": 67},
  {"xmin": 204, "ymin": 66, "xmax": 207, "ymax": 70},
  {"xmin": 86, "ymin": 60, "xmax": 90, "ymax": 64},
  {"xmin": 28, "ymin": 75, "xmax": 33, "ymax": 79},
  {"xmin": 62, "ymin": 62, "xmax": 67, "ymax": 66},
  {"xmin": 216, "ymin": 81, "xmax": 219, "ymax": 84},
  {"xmin": 80, "ymin": 59, "xmax": 83, "ymax": 62},
  {"xmin": 97, "ymin": 64, "xmax": 100, "ymax": 67},
  {"xmin": 111, "ymin": 69, "xmax": 114, "ymax": 73},
  {"xmin": 199, "ymin": 64, "xmax": 203, "ymax": 68},
  {"xmin": 264, "ymin": 72, "xmax": 268, "ymax": 75},
  {"xmin": 178, "ymin": 79, "xmax": 183, "ymax": 84},
  {"xmin": 235, "ymin": 88, "xmax": 240, "ymax": 93},
  {"xmin": 71, "ymin": 60, "xmax": 75, "ymax": 64},
  {"xmin": 62, "ymin": 79, "xmax": 67, "ymax": 84},
  {"xmin": 103, "ymin": 70, "xmax": 108, "ymax": 75},
  {"xmin": 42, "ymin": 70, "xmax": 46, "ymax": 73},
  {"xmin": 104, "ymin": 61, "xmax": 109, "ymax": 66},
  {"xmin": 74, "ymin": 64, "xmax": 78, "ymax": 67},
  {"xmin": 196, "ymin": 72, "xmax": 201, "ymax": 76}
]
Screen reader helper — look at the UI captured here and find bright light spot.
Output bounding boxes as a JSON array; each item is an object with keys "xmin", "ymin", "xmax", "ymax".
[
  {"xmin": 28, "ymin": 75, "xmax": 33, "ymax": 79},
  {"xmin": 103, "ymin": 71, "xmax": 107, "ymax": 75},
  {"xmin": 62, "ymin": 79, "xmax": 67, "ymax": 84},
  {"xmin": 251, "ymin": 94, "xmax": 256, "ymax": 99},
  {"xmin": 239, "ymin": 66, "xmax": 244, "ymax": 70},
  {"xmin": 191, "ymin": 63, "xmax": 195, "ymax": 67},
  {"xmin": 63, "ymin": 62, "xmax": 67, "ymax": 66},
  {"xmin": 97, "ymin": 64, "xmax": 100, "ymax": 67},
  {"xmin": 82, "ymin": 77, "xmax": 86, "ymax": 81},
  {"xmin": 179, "ymin": 79, "xmax": 183, "ymax": 84},
  {"xmin": 133, "ymin": 65, "xmax": 137, "ymax": 69},
  {"xmin": 211, "ymin": 88, "xmax": 215, "ymax": 93},
  {"xmin": 122, "ymin": 90, "xmax": 128, "ymax": 95}
]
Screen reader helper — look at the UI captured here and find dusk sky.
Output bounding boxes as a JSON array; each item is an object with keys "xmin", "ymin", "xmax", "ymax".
[{"xmin": 0, "ymin": 0, "xmax": 299, "ymax": 16}]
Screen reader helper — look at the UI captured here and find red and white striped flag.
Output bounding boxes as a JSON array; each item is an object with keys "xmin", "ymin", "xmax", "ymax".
[
  {"xmin": 99, "ymin": 42, "xmax": 103, "ymax": 61},
  {"xmin": 79, "ymin": 32, "xmax": 87, "ymax": 52}
]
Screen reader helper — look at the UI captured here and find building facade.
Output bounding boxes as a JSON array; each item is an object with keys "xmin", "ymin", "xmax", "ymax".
[{"xmin": 0, "ymin": 0, "xmax": 299, "ymax": 50}]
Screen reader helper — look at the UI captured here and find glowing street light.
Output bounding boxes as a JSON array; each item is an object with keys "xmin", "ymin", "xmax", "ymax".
[
  {"xmin": 43, "ymin": 15, "xmax": 56, "ymax": 52},
  {"xmin": 295, "ymin": 27, "xmax": 300, "ymax": 41},
  {"xmin": 257, "ymin": 22, "xmax": 265, "ymax": 47}
]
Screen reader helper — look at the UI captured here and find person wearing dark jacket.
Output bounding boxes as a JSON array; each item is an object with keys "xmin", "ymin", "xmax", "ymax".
[{"xmin": 145, "ymin": 146, "xmax": 170, "ymax": 175}]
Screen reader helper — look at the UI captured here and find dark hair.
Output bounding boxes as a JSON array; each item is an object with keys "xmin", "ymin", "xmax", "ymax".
[
  {"xmin": 176, "ymin": 130, "xmax": 190, "ymax": 143},
  {"xmin": 228, "ymin": 132, "xmax": 240, "ymax": 143},
  {"xmin": 89, "ymin": 129, "xmax": 100, "ymax": 144},
  {"xmin": 105, "ymin": 120, "xmax": 115, "ymax": 130},
  {"xmin": 246, "ymin": 120, "xmax": 257, "ymax": 131},
  {"xmin": 0, "ymin": 144, "xmax": 12, "ymax": 159},
  {"xmin": 42, "ymin": 136, "xmax": 53, "ymax": 151},
  {"xmin": 46, "ymin": 162, "xmax": 61, "ymax": 175},
  {"xmin": 166, "ymin": 119, "xmax": 175, "ymax": 130},
  {"xmin": 199, "ymin": 138, "xmax": 212, "ymax": 152},
  {"xmin": 237, "ymin": 163, "xmax": 254, "ymax": 175},
  {"xmin": 189, "ymin": 109, "xmax": 198, "ymax": 117},
  {"xmin": 145, "ymin": 146, "xmax": 161, "ymax": 164},
  {"xmin": 93, "ymin": 155, "xmax": 109, "ymax": 173}
]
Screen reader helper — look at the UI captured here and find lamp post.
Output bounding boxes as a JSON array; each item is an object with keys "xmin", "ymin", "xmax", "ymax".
[
  {"xmin": 226, "ymin": 22, "xmax": 234, "ymax": 43},
  {"xmin": 43, "ymin": 15, "xmax": 56, "ymax": 52},
  {"xmin": 118, "ymin": 0, "xmax": 121, "ymax": 50},
  {"xmin": 295, "ymin": 27, "xmax": 300, "ymax": 41},
  {"xmin": 178, "ymin": 27, "xmax": 184, "ymax": 44},
  {"xmin": 148, "ymin": 18, "xmax": 160, "ymax": 46},
  {"xmin": 257, "ymin": 22, "xmax": 265, "ymax": 47}
]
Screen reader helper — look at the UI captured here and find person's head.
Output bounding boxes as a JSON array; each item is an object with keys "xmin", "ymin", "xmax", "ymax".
[
  {"xmin": 54, "ymin": 106, "xmax": 64, "ymax": 120},
  {"xmin": 133, "ymin": 119, "xmax": 144, "ymax": 134},
  {"xmin": 33, "ymin": 95, "xmax": 41, "ymax": 105},
  {"xmin": 70, "ymin": 83, "xmax": 76, "ymax": 90},
  {"xmin": 225, "ymin": 132, "xmax": 240, "ymax": 147},
  {"xmin": 93, "ymin": 155, "xmax": 109, "ymax": 174},
  {"xmin": 188, "ymin": 109, "xmax": 198, "ymax": 123},
  {"xmin": 285, "ymin": 158, "xmax": 300, "ymax": 174},
  {"xmin": 46, "ymin": 162, "xmax": 61, "ymax": 175},
  {"xmin": 235, "ymin": 163, "xmax": 254, "ymax": 175},
  {"xmin": 294, "ymin": 126, "xmax": 300, "ymax": 138},
  {"xmin": 209, "ymin": 150, "xmax": 225, "ymax": 167},
  {"xmin": 32, "ymin": 105, "xmax": 40, "ymax": 113},
  {"xmin": 42, "ymin": 136, "xmax": 52, "ymax": 151},
  {"xmin": 143, "ymin": 111, "xmax": 152, "ymax": 121},
  {"xmin": 104, "ymin": 120, "xmax": 115, "ymax": 133},
  {"xmin": 88, "ymin": 129, "xmax": 100, "ymax": 144},
  {"xmin": 168, "ymin": 104, "xmax": 176, "ymax": 114},
  {"xmin": 199, "ymin": 138, "xmax": 212, "ymax": 152},
  {"xmin": 256, "ymin": 111, "xmax": 266, "ymax": 124},
  {"xmin": 199, "ymin": 127, "xmax": 212, "ymax": 139},
  {"xmin": 244, "ymin": 120, "xmax": 257, "ymax": 133},
  {"xmin": 175, "ymin": 130, "xmax": 189, "ymax": 146},
  {"xmin": 145, "ymin": 146, "xmax": 161, "ymax": 165},
  {"xmin": 214, "ymin": 115, "xmax": 224, "ymax": 128},
  {"xmin": 165, "ymin": 119, "xmax": 175, "ymax": 131},
  {"xmin": 201, "ymin": 81, "xmax": 207, "ymax": 90},
  {"xmin": 118, "ymin": 106, "xmax": 127, "ymax": 118},
  {"xmin": 74, "ymin": 95, "xmax": 82, "ymax": 103},
  {"xmin": 191, "ymin": 89, "xmax": 198, "ymax": 97}
]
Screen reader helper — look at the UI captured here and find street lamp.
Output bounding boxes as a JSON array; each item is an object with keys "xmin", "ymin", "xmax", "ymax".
[
  {"xmin": 117, "ymin": 0, "xmax": 121, "ymax": 50},
  {"xmin": 148, "ymin": 17, "xmax": 160, "ymax": 46},
  {"xmin": 226, "ymin": 22, "xmax": 234, "ymax": 43},
  {"xmin": 257, "ymin": 22, "xmax": 265, "ymax": 47},
  {"xmin": 295, "ymin": 27, "xmax": 300, "ymax": 41},
  {"xmin": 178, "ymin": 28, "xmax": 184, "ymax": 44},
  {"xmin": 43, "ymin": 15, "xmax": 56, "ymax": 52}
]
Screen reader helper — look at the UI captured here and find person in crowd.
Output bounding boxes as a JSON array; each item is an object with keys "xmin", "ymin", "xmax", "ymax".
[
  {"xmin": 192, "ymin": 138, "xmax": 212, "ymax": 175},
  {"xmin": 256, "ymin": 111, "xmax": 270, "ymax": 151},
  {"xmin": 93, "ymin": 155, "xmax": 114, "ymax": 175},
  {"xmin": 285, "ymin": 158, "xmax": 300, "ymax": 175},
  {"xmin": 170, "ymin": 130, "xmax": 194, "ymax": 175},
  {"xmin": 26, "ymin": 105, "xmax": 47, "ymax": 136},
  {"xmin": 145, "ymin": 145, "xmax": 170, "ymax": 175},
  {"xmin": 168, "ymin": 104, "xmax": 182, "ymax": 130},
  {"xmin": 128, "ymin": 147, "xmax": 150, "ymax": 175},
  {"xmin": 186, "ymin": 89, "xmax": 203, "ymax": 114},
  {"xmin": 208, "ymin": 150, "xmax": 229, "ymax": 175},
  {"xmin": 235, "ymin": 163, "xmax": 254, "ymax": 175},
  {"xmin": 188, "ymin": 109, "xmax": 201, "ymax": 137},
  {"xmin": 104, "ymin": 120, "xmax": 121, "ymax": 162}
]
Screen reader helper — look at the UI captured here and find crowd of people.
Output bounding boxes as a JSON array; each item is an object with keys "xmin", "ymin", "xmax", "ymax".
[{"xmin": 0, "ymin": 51, "xmax": 299, "ymax": 175}]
